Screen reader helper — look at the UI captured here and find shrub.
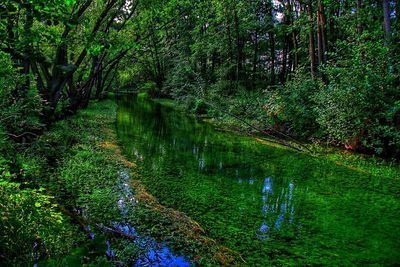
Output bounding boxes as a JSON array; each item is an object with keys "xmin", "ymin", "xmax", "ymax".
[
  {"xmin": 0, "ymin": 52, "xmax": 42, "ymax": 144},
  {"xmin": 0, "ymin": 173, "xmax": 81, "ymax": 265},
  {"xmin": 315, "ymin": 41, "xmax": 399, "ymax": 155},
  {"xmin": 264, "ymin": 69, "xmax": 320, "ymax": 138},
  {"xmin": 140, "ymin": 81, "xmax": 160, "ymax": 98}
]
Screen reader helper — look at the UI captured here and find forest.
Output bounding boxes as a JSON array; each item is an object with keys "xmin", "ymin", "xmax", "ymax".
[{"xmin": 1, "ymin": 0, "xmax": 400, "ymax": 266}]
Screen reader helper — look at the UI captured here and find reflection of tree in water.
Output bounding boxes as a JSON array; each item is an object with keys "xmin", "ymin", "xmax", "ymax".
[{"xmin": 257, "ymin": 177, "xmax": 294, "ymax": 239}]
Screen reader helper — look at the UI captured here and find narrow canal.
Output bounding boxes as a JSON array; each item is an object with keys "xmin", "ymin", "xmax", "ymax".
[{"xmin": 116, "ymin": 95, "xmax": 400, "ymax": 266}]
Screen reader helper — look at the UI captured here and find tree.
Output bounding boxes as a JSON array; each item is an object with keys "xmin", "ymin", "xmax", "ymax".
[{"xmin": 383, "ymin": 0, "xmax": 391, "ymax": 43}]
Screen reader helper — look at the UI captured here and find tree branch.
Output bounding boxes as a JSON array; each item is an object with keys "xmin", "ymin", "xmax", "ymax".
[{"xmin": 7, "ymin": 132, "xmax": 38, "ymax": 138}]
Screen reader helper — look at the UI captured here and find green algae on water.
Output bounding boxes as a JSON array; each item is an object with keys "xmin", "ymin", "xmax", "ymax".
[{"xmin": 116, "ymin": 95, "xmax": 400, "ymax": 266}]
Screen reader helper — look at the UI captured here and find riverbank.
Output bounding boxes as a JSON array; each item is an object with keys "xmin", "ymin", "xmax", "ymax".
[
  {"xmin": 150, "ymin": 94, "xmax": 400, "ymax": 213},
  {"xmin": 150, "ymin": 94, "xmax": 400, "ymax": 182},
  {"xmin": 1, "ymin": 99, "xmax": 241, "ymax": 265}
]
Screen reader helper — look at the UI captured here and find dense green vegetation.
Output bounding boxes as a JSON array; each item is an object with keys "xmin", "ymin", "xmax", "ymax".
[
  {"xmin": 1, "ymin": 101, "xmax": 116, "ymax": 265},
  {"xmin": 1, "ymin": 0, "xmax": 399, "ymax": 156},
  {"xmin": 0, "ymin": 1, "xmax": 138, "ymax": 264},
  {"xmin": 1, "ymin": 0, "xmax": 400, "ymax": 266}
]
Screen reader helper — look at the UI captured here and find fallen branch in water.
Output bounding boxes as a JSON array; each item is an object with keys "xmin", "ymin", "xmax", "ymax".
[
  {"xmin": 201, "ymin": 99, "xmax": 312, "ymax": 153},
  {"xmin": 7, "ymin": 132, "xmax": 38, "ymax": 138},
  {"xmin": 58, "ymin": 205, "xmax": 138, "ymax": 241},
  {"xmin": 95, "ymin": 223, "xmax": 138, "ymax": 241}
]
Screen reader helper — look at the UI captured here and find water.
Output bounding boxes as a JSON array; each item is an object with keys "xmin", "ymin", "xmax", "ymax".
[
  {"xmin": 106, "ymin": 169, "xmax": 191, "ymax": 267},
  {"xmin": 116, "ymin": 95, "xmax": 400, "ymax": 266},
  {"xmin": 105, "ymin": 221, "xmax": 190, "ymax": 267}
]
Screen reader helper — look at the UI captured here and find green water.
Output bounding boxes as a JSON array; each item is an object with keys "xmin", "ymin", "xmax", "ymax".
[{"xmin": 116, "ymin": 95, "xmax": 400, "ymax": 266}]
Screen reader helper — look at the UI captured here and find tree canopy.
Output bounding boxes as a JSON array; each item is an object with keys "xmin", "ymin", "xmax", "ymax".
[
  {"xmin": 1, "ymin": 0, "xmax": 399, "ymax": 156},
  {"xmin": 117, "ymin": 0, "xmax": 400, "ymax": 156}
]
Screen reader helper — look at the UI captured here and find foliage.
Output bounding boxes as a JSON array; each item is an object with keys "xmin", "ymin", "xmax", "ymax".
[
  {"xmin": 0, "ymin": 173, "xmax": 81, "ymax": 265},
  {"xmin": 266, "ymin": 69, "xmax": 320, "ymax": 137},
  {"xmin": 0, "ymin": 100, "xmax": 123, "ymax": 265},
  {"xmin": 314, "ymin": 37, "xmax": 399, "ymax": 155},
  {"xmin": 1, "ymin": 0, "xmax": 140, "ymax": 122},
  {"xmin": 0, "ymin": 52, "xmax": 42, "ymax": 145},
  {"xmin": 40, "ymin": 237, "xmax": 112, "ymax": 267},
  {"xmin": 140, "ymin": 80, "xmax": 159, "ymax": 98},
  {"xmin": 1, "ymin": 0, "xmax": 400, "ymax": 265}
]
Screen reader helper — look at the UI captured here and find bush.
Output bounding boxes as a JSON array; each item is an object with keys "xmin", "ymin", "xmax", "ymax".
[
  {"xmin": 163, "ymin": 59, "xmax": 196, "ymax": 100},
  {"xmin": 0, "ymin": 173, "xmax": 81, "ymax": 265},
  {"xmin": 188, "ymin": 98, "xmax": 208, "ymax": 115},
  {"xmin": 0, "ymin": 52, "xmax": 42, "ymax": 145},
  {"xmin": 315, "ymin": 41, "xmax": 399, "ymax": 155},
  {"xmin": 264, "ymin": 69, "xmax": 320, "ymax": 138},
  {"xmin": 140, "ymin": 81, "xmax": 160, "ymax": 98}
]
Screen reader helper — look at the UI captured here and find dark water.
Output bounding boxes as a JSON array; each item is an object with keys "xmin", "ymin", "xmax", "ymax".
[
  {"xmin": 109, "ymin": 169, "xmax": 191, "ymax": 267},
  {"xmin": 116, "ymin": 95, "xmax": 400, "ymax": 266}
]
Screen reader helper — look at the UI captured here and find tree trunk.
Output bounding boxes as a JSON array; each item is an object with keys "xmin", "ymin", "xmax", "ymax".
[
  {"xmin": 308, "ymin": 0, "xmax": 317, "ymax": 79},
  {"xmin": 292, "ymin": 30, "xmax": 298, "ymax": 72},
  {"xmin": 211, "ymin": 50, "xmax": 217, "ymax": 75},
  {"xmin": 317, "ymin": 0, "xmax": 326, "ymax": 65},
  {"xmin": 17, "ymin": 6, "xmax": 34, "ymax": 97},
  {"xmin": 267, "ymin": 1, "xmax": 275, "ymax": 85},
  {"xmin": 95, "ymin": 61, "xmax": 103, "ymax": 99},
  {"xmin": 383, "ymin": 0, "xmax": 391, "ymax": 44},
  {"xmin": 329, "ymin": 7, "xmax": 336, "ymax": 52},
  {"xmin": 280, "ymin": 34, "xmax": 288, "ymax": 84},
  {"xmin": 151, "ymin": 32, "xmax": 163, "ymax": 90},
  {"xmin": 234, "ymin": 10, "xmax": 243, "ymax": 82},
  {"xmin": 286, "ymin": 1, "xmax": 294, "ymax": 78},
  {"xmin": 252, "ymin": 29, "xmax": 258, "ymax": 89},
  {"xmin": 357, "ymin": 0, "xmax": 363, "ymax": 35},
  {"xmin": 226, "ymin": 14, "xmax": 235, "ymax": 90}
]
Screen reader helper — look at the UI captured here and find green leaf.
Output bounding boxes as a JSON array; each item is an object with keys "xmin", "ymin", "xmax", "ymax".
[{"xmin": 64, "ymin": 0, "xmax": 76, "ymax": 6}]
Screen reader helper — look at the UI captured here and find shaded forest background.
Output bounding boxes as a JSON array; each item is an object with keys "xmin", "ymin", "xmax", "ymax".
[
  {"xmin": 1, "ymin": 0, "xmax": 399, "ymax": 159},
  {"xmin": 125, "ymin": 0, "xmax": 400, "ymax": 157}
]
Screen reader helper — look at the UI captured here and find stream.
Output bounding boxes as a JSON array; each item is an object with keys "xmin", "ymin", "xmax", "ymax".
[{"xmin": 116, "ymin": 95, "xmax": 400, "ymax": 266}]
